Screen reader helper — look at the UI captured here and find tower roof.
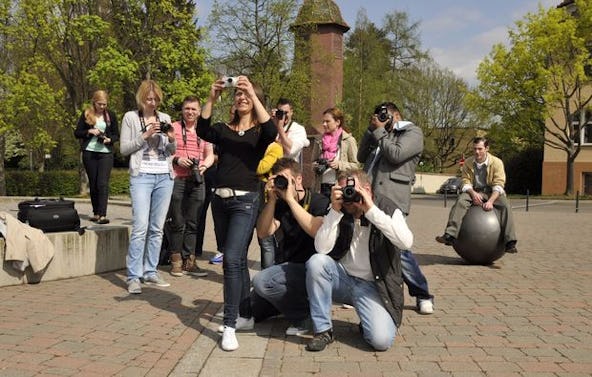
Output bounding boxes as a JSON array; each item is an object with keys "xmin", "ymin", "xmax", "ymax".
[{"xmin": 292, "ymin": 0, "xmax": 350, "ymax": 33}]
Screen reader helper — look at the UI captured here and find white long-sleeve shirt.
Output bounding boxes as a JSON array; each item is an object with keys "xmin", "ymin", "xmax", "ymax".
[{"xmin": 314, "ymin": 205, "xmax": 413, "ymax": 281}]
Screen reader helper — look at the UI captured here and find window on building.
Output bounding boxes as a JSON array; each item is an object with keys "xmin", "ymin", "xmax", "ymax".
[
  {"xmin": 571, "ymin": 110, "xmax": 592, "ymax": 145},
  {"xmin": 583, "ymin": 172, "xmax": 592, "ymax": 195}
]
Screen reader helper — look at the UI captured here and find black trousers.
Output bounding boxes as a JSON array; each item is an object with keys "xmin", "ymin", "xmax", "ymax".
[{"xmin": 82, "ymin": 151, "xmax": 113, "ymax": 217}]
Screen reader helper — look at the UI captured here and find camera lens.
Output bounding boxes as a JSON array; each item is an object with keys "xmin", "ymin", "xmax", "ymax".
[{"xmin": 274, "ymin": 175, "xmax": 289, "ymax": 190}]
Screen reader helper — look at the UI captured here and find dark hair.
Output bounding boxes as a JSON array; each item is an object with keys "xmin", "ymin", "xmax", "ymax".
[
  {"xmin": 276, "ymin": 97, "xmax": 293, "ymax": 109},
  {"xmin": 182, "ymin": 95, "xmax": 200, "ymax": 107},
  {"xmin": 271, "ymin": 157, "xmax": 302, "ymax": 176},
  {"xmin": 473, "ymin": 136, "xmax": 489, "ymax": 147},
  {"xmin": 378, "ymin": 102, "xmax": 401, "ymax": 115}
]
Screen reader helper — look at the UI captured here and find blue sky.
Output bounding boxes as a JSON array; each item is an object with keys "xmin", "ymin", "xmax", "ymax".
[{"xmin": 196, "ymin": 0, "xmax": 559, "ymax": 86}]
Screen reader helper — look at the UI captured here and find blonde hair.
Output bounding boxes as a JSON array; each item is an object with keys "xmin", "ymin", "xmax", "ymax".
[
  {"xmin": 84, "ymin": 90, "xmax": 108, "ymax": 126},
  {"xmin": 135, "ymin": 80, "xmax": 163, "ymax": 112}
]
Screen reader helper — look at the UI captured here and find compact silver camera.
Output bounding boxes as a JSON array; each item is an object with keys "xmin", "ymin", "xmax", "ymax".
[{"xmin": 223, "ymin": 76, "xmax": 239, "ymax": 88}]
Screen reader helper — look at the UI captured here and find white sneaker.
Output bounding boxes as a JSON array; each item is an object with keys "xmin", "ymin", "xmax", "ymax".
[
  {"xmin": 221, "ymin": 326, "xmax": 239, "ymax": 351},
  {"xmin": 217, "ymin": 316, "xmax": 254, "ymax": 333},
  {"xmin": 342, "ymin": 303, "xmax": 354, "ymax": 309},
  {"xmin": 418, "ymin": 299, "xmax": 434, "ymax": 314},
  {"xmin": 143, "ymin": 274, "xmax": 170, "ymax": 287}
]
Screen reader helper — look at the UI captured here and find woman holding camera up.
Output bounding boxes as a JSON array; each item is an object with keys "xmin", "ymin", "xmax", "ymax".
[
  {"xmin": 166, "ymin": 95, "xmax": 215, "ymax": 278},
  {"xmin": 120, "ymin": 79, "xmax": 176, "ymax": 294},
  {"xmin": 74, "ymin": 90, "xmax": 119, "ymax": 225},
  {"xmin": 312, "ymin": 107, "xmax": 360, "ymax": 198},
  {"xmin": 197, "ymin": 76, "xmax": 277, "ymax": 351}
]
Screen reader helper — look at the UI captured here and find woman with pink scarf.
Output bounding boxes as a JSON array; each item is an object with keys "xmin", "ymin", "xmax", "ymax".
[{"xmin": 312, "ymin": 107, "xmax": 360, "ymax": 197}]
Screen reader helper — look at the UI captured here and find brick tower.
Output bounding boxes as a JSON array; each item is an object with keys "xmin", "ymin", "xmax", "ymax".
[{"xmin": 291, "ymin": 0, "xmax": 350, "ymax": 134}]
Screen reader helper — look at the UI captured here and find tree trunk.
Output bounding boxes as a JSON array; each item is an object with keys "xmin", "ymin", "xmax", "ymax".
[
  {"xmin": 0, "ymin": 135, "xmax": 6, "ymax": 196},
  {"xmin": 78, "ymin": 152, "xmax": 88, "ymax": 196},
  {"xmin": 565, "ymin": 156, "xmax": 575, "ymax": 196}
]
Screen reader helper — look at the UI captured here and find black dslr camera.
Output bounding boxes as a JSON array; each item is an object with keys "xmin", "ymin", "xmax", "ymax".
[
  {"xmin": 275, "ymin": 109, "xmax": 287, "ymax": 120},
  {"xmin": 96, "ymin": 131, "xmax": 106, "ymax": 143},
  {"xmin": 274, "ymin": 175, "xmax": 289, "ymax": 190},
  {"xmin": 190, "ymin": 158, "xmax": 203, "ymax": 184},
  {"xmin": 159, "ymin": 121, "xmax": 173, "ymax": 133},
  {"xmin": 314, "ymin": 158, "xmax": 330, "ymax": 175},
  {"xmin": 342, "ymin": 176, "xmax": 361, "ymax": 203},
  {"xmin": 374, "ymin": 105, "xmax": 391, "ymax": 123}
]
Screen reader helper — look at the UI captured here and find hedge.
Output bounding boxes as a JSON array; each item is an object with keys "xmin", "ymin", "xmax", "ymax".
[{"xmin": 5, "ymin": 168, "xmax": 131, "ymax": 197}]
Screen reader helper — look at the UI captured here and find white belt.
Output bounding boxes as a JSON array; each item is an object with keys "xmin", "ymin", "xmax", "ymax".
[{"xmin": 214, "ymin": 188, "xmax": 250, "ymax": 198}]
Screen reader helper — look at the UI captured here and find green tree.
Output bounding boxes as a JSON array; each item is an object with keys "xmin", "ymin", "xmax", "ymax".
[
  {"xmin": 401, "ymin": 61, "xmax": 478, "ymax": 173},
  {"xmin": 206, "ymin": 0, "xmax": 302, "ymax": 111},
  {"xmin": 475, "ymin": 0, "xmax": 592, "ymax": 195},
  {"xmin": 343, "ymin": 9, "xmax": 427, "ymax": 139}
]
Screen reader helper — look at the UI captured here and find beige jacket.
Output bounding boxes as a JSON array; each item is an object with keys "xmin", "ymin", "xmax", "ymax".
[{"xmin": 1, "ymin": 212, "xmax": 55, "ymax": 273}]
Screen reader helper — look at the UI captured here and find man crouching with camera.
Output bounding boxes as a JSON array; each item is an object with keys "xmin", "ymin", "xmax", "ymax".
[
  {"xmin": 245, "ymin": 158, "xmax": 330, "ymax": 335},
  {"xmin": 305, "ymin": 169, "xmax": 413, "ymax": 352},
  {"xmin": 166, "ymin": 95, "xmax": 215, "ymax": 277}
]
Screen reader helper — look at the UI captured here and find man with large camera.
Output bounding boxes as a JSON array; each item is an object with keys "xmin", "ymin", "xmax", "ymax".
[
  {"xmin": 357, "ymin": 102, "xmax": 435, "ymax": 315},
  {"xmin": 305, "ymin": 169, "xmax": 413, "ymax": 352},
  {"xmin": 166, "ymin": 95, "xmax": 215, "ymax": 277},
  {"xmin": 244, "ymin": 157, "xmax": 330, "ymax": 335},
  {"xmin": 272, "ymin": 98, "xmax": 310, "ymax": 164}
]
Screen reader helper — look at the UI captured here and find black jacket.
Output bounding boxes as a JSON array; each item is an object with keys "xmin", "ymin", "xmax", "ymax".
[
  {"xmin": 74, "ymin": 109, "xmax": 119, "ymax": 152},
  {"xmin": 328, "ymin": 194, "xmax": 404, "ymax": 326}
]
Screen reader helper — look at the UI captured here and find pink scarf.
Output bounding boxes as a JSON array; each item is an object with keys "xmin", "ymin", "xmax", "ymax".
[{"xmin": 321, "ymin": 127, "xmax": 343, "ymax": 160}]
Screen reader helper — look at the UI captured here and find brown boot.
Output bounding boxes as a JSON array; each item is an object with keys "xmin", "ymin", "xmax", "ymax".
[
  {"xmin": 183, "ymin": 255, "xmax": 208, "ymax": 277},
  {"xmin": 170, "ymin": 253, "xmax": 183, "ymax": 277}
]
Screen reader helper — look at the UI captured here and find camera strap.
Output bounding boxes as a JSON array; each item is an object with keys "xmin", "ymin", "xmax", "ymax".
[
  {"xmin": 301, "ymin": 188, "xmax": 312, "ymax": 212},
  {"xmin": 138, "ymin": 110, "xmax": 161, "ymax": 133}
]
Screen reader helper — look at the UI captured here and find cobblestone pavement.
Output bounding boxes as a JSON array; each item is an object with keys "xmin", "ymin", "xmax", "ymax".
[{"xmin": 0, "ymin": 196, "xmax": 591, "ymax": 376}]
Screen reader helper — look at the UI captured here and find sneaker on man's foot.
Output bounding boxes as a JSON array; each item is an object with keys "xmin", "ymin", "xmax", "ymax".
[
  {"xmin": 306, "ymin": 329, "xmax": 333, "ymax": 352},
  {"xmin": 341, "ymin": 303, "xmax": 354, "ymax": 309},
  {"xmin": 505, "ymin": 241, "xmax": 518, "ymax": 254},
  {"xmin": 285, "ymin": 319, "xmax": 311, "ymax": 336},
  {"xmin": 143, "ymin": 274, "xmax": 170, "ymax": 287},
  {"xmin": 209, "ymin": 252, "xmax": 224, "ymax": 265},
  {"xmin": 435, "ymin": 233, "xmax": 455, "ymax": 246},
  {"xmin": 418, "ymin": 299, "xmax": 434, "ymax": 315},
  {"xmin": 127, "ymin": 279, "xmax": 142, "ymax": 294},
  {"xmin": 220, "ymin": 326, "xmax": 239, "ymax": 351},
  {"xmin": 217, "ymin": 316, "xmax": 254, "ymax": 333}
]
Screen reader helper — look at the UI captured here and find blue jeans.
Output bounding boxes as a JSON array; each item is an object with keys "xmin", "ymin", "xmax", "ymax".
[
  {"xmin": 211, "ymin": 192, "xmax": 259, "ymax": 328},
  {"xmin": 401, "ymin": 249, "xmax": 434, "ymax": 306},
  {"xmin": 251, "ymin": 262, "xmax": 308, "ymax": 323},
  {"xmin": 258, "ymin": 235, "xmax": 276, "ymax": 269},
  {"xmin": 306, "ymin": 253, "xmax": 397, "ymax": 351},
  {"xmin": 127, "ymin": 173, "xmax": 174, "ymax": 281}
]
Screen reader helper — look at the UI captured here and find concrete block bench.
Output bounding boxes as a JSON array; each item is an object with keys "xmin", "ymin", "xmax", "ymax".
[{"xmin": 0, "ymin": 225, "xmax": 129, "ymax": 287}]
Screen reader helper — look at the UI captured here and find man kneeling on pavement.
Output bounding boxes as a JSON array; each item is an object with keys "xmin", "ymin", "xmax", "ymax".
[
  {"xmin": 218, "ymin": 157, "xmax": 330, "ymax": 336},
  {"xmin": 305, "ymin": 169, "xmax": 413, "ymax": 352}
]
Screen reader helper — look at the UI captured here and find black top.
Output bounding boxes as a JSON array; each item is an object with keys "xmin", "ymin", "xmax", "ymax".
[
  {"xmin": 197, "ymin": 117, "xmax": 277, "ymax": 192},
  {"xmin": 73, "ymin": 109, "xmax": 120, "ymax": 152},
  {"xmin": 274, "ymin": 191, "xmax": 330, "ymax": 264}
]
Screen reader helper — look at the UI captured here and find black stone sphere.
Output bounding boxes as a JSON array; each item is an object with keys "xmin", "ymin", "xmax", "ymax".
[{"xmin": 453, "ymin": 205, "xmax": 505, "ymax": 265}]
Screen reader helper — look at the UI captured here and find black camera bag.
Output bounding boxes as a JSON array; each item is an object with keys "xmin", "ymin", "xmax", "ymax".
[{"xmin": 17, "ymin": 197, "xmax": 82, "ymax": 233}]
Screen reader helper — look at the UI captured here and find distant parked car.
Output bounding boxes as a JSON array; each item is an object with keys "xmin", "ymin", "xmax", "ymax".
[{"xmin": 437, "ymin": 177, "xmax": 462, "ymax": 195}]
